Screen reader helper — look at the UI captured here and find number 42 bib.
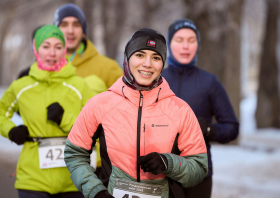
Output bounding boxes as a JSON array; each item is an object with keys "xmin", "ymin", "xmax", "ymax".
[{"xmin": 38, "ymin": 137, "xmax": 67, "ymax": 169}]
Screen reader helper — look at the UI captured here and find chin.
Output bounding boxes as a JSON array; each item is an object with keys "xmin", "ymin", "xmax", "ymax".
[
  {"xmin": 67, "ymin": 45, "xmax": 77, "ymax": 51},
  {"xmin": 137, "ymin": 79, "xmax": 154, "ymax": 86}
]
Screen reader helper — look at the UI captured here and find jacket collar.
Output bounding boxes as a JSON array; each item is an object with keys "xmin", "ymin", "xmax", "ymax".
[
  {"xmin": 29, "ymin": 60, "xmax": 77, "ymax": 84},
  {"xmin": 72, "ymin": 39, "xmax": 99, "ymax": 67},
  {"xmin": 108, "ymin": 77, "xmax": 175, "ymax": 107},
  {"xmin": 168, "ymin": 64, "xmax": 196, "ymax": 75}
]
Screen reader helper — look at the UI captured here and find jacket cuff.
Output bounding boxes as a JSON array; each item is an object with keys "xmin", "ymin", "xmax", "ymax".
[
  {"xmin": 1, "ymin": 122, "xmax": 16, "ymax": 139},
  {"xmin": 162, "ymin": 153, "xmax": 173, "ymax": 175},
  {"xmin": 89, "ymin": 184, "xmax": 107, "ymax": 198},
  {"xmin": 207, "ymin": 124, "xmax": 216, "ymax": 140}
]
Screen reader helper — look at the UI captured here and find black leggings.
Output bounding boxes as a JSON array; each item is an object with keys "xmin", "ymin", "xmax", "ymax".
[
  {"xmin": 18, "ymin": 190, "xmax": 84, "ymax": 198},
  {"xmin": 184, "ymin": 176, "xmax": 212, "ymax": 198}
]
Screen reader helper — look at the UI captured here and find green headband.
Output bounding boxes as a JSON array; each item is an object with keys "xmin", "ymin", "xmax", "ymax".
[{"xmin": 34, "ymin": 25, "xmax": 65, "ymax": 51}]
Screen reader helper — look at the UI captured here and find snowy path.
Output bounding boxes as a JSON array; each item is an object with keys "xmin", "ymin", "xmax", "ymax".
[{"xmin": 212, "ymin": 145, "xmax": 280, "ymax": 198}]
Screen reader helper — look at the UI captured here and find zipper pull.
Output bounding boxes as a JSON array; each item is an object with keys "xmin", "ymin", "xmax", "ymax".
[
  {"xmin": 139, "ymin": 91, "xmax": 143, "ymax": 107},
  {"xmin": 140, "ymin": 91, "xmax": 143, "ymax": 99},
  {"xmin": 144, "ymin": 124, "xmax": 145, "ymax": 132}
]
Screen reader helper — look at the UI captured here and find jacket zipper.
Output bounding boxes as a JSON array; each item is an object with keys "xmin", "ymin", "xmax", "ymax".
[
  {"xmin": 143, "ymin": 124, "xmax": 145, "ymax": 156},
  {"xmin": 137, "ymin": 91, "xmax": 143, "ymax": 182}
]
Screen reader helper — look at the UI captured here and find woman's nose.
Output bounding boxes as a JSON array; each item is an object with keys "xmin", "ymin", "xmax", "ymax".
[
  {"xmin": 142, "ymin": 57, "xmax": 152, "ymax": 67},
  {"xmin": 49, "ymin": 47, "xmax": 55, "ymax": 56},
  {"xmin": 182, "ymin": 40, "xmax": 189, "ymax": 49}
]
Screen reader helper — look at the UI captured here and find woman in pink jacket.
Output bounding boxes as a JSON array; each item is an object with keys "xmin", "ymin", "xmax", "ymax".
[{"xmin": 64, "ymin": 28, "xmax": 208, "ymax": 198}]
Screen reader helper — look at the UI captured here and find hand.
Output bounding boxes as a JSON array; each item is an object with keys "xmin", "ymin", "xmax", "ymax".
[
  {"xmin": 9, "ymin": 125, "xmax": 30, "ymax": 145},
  {"xmin": 139, "ymin": 152, "xmax": 168, "ymax": 175},
  {"xmin": 197, "ymin": 117, "xmax": 216, "ymax": 141},
  {"xmin": 47, "ymin": 102, "xmax": 64, "ymax": 125},
  {"xmin": 95, "ymin": 190, "xmax": 114, "ymax": 198}
]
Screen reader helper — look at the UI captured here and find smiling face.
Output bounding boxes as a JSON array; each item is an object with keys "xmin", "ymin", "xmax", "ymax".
[
  {"xmin": 128, "ymin": 50, "xmax": 163, "ymax": 86},
  {"xmin": 38, "ymin": 37, "xmax": 64, "ymax": 67},
  {"xmin": 170, "ymin": 28, "xmax": 198, "ymax": 64},
  {"xmin": 58, "ymin": 16, "xmax": 85, "ymax": 55}
]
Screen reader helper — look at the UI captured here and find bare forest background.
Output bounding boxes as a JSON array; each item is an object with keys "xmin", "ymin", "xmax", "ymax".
[
  {"xmin": 1, "ymin": 1, "xmax": 280, "ymax": 198},
  {"xmin": 0, "ymin": 0, "xmax": 280, "ymax": 129}
]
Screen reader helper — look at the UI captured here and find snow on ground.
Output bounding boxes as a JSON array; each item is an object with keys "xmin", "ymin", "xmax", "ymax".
[
  {"xmin": 212, "ymin": 145, "xmax": 280, "ymax": 198},
  {"xmin": 211, "ymin": 93, "xmax": 280, "ymax": 198},
  {"xmin": 0, "ymin": 88, "xmax": 280, "ymax": 198}
]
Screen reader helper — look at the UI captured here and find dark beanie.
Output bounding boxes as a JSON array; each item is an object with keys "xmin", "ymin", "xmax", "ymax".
[
  {"xmin": 168, "ymin": 18, "xmax": 200, "ymax": 44},
  {"xmin": 54, "ymin": 3, "xmax": 86, "ymax": 34},
  {"xmin": 125, "ymin": 28, "xmax": 167, "ymax": 66},
  {"xmin": 167, "ymin": 18, "xmax": 200, "ymax": 67},
  {"xmin": 122, "ymin": 28, "xmax": 166, "ymax": 91}
]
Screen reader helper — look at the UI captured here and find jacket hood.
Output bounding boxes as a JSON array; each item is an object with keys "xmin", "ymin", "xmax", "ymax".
[
  {"xmin": 108, "ymin": 77, "xmax": 175, "ymax": 106},
  {"xmin": 72, "ymin": 39, "xmax": 98, "ymax": 67},
  {"xmin": 29, "ymin": 60, "xmax": 77, "ymax": 83}
]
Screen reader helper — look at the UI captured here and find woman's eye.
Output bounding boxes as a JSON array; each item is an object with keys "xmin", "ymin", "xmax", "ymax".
[
  {"xmin": 154, "ymin": 56, "xmax": 161, "ymax": 60},
  {"xmin": 56, "ymin": 47, "xmax": 62, "ymax": 50},
  {"xmin": 42, "ymin": 46, "xmax": 49, "ymax": 49},
  {"xmin": 136, "ymin": 53, "xmax": 143, "ymax": 57},
  {"xmin": 175, "ymin": 38, "xmax": 183, "ymax": 42},
  {"xmin": 189, "ymin": 38, "xmax": 196, "ymax": 43}
]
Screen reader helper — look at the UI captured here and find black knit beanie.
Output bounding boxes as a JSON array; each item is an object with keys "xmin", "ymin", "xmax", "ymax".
[
  {"xmin": 125, "ymin": 28, "xmax": 167, "ymax": 66},
  {"xmin": 123, "ymin": 28, "xmax": 167, "ymax": 91},
  {"xmin": 168, "ymin": 18, "xmax": 200, "ymax": 44},
  {"xmin": 53, "ymin": 3, "xmax": 87, "ymax": 34}
]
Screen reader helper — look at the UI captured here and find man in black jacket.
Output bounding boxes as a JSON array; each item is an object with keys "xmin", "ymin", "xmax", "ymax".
[{"xmin": 162, "ymin": 18, "xmax": 239, "ymax": 198}]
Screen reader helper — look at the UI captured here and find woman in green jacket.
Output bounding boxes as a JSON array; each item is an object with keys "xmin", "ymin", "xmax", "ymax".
[{"xmin": 0, "ymin": 25, "xmax": 93, "ymax": 198}]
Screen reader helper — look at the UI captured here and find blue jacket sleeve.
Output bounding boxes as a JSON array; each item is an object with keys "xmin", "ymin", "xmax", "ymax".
[{"xmin": 210, "ymin": 77, "xmax": 239, "ymax": 143}]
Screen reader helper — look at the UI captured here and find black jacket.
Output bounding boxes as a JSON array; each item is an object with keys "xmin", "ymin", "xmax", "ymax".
[{"xmin": 162, "ymin": 65, "xmax": 239, "ymax": 177}]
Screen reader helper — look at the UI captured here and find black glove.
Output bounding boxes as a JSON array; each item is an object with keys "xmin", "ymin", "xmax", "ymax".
[
  {"xmin": 139, "ymin": 152, "xmax": 168, "ymax": 175},
  {"xmin": 8, "ymin": 125, "xmax": 30, "ymax": 145},
  {"xmin": 47, "ymin": 102, "xmax": 64, "ymax": 125},
  {"xmin": 95, "ymin": 190, "xmax": 114, "ymax": 198},
  {"xmin": 197, "ymin": 117, "xmax": 216, "ymax": 141}
]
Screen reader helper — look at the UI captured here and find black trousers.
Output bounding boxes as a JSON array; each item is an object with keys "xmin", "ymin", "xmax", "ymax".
[
  {"xmin": 184, "ymin": 176, "xmax": 212, "ymax": 198},
  {"xmin": 18, "ymin": 190, "xmax": 84, "ymax": 198}
]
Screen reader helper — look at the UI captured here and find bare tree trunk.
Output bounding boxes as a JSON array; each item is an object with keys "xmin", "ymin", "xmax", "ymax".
[
  {"xmin": 224, "ymin": 0, "xmax": 243, "ymax": 122},
  {"xmin": 0, "ymin": 3, "xmax": 16, "ymax": 85},
  {"xmin": 128, "ymin": 0, "xmax": 164, "ymax": 31},
  {"xmin": 184, "ymin": 0, "xmax": 243, "ymax": 121},
  {"xmin": 100, "ymin": 0, "xmax": 126, "ymax": 59},
  {"xmin": 255, "ymin": 0, "xmax": 280, "ymax": 128},
  {"xmin": 81, "ymin": 0, "xmax": 94, "ymax": 41},
  {"xmin": 142, "ymin": 0, "xmax": 162, "ymax": 28},
  {"xmin": 100, "ymin": 0, "xmax": 163, "ymax": 59}
]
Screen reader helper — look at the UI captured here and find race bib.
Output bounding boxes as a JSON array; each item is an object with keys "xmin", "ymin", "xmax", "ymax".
[
  {"xmin": 113, "ymin": 178, "xmax": 163, "ymax": 198},
  {"xmin": 38, "ymin": 137, "xmax": 67, "ymax": 169}
]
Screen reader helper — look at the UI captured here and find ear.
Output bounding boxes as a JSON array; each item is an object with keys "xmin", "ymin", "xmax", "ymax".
[{"xmin": 82, "ymin": 33, "xmax": 86, "ymax": 38}]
